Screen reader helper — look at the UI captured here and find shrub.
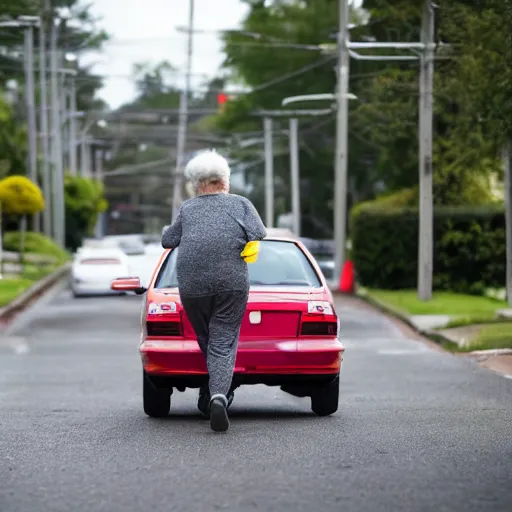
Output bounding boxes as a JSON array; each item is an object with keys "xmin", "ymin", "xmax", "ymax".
[
  {"xmin": 350, "ymin": 204, "xmax": 505, "ymax": 294},
  {"xmin": 3, "ymin": 231, "xmax": 70, "ymax": 264},
  {"xmin": 351, "ymin": 187, "xmax": 418, "ymax": 218},
  {"xmin": 0, "ymin": 175, "xmax": 44, "ymax": 214},
  {"xmin": 64, "ymin": 175, "xmax": 108, "ymax": 251}
]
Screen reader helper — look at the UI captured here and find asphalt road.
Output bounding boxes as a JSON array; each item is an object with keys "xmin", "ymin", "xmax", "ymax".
[{"xmin": 1, "ymin": 286, "xmax": 511, "ymax": 512}]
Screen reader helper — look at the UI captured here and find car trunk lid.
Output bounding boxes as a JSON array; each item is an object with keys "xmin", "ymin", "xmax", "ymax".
[{"xmin": 239, "ymin": 289, "xmax": 324, "ymax": 340}]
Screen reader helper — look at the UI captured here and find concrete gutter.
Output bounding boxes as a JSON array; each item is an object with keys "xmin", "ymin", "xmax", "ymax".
[{"xmin": 0, "ymin": 263, "xmax": 71, "ymax": 324}]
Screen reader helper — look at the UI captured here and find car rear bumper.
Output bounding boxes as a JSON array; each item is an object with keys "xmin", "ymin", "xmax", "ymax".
[
  {"xmin": 72, "ymin": 283, "xmax": 122, "ymax": 295},
  {"xmin": 140, "ymin": 338, "xmax": 344, "ymax": 377}
]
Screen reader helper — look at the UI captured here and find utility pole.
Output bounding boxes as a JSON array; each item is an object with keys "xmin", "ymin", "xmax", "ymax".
[
  {"xmin": 94, "ymin": 148, "xmax": 104, "ymax": 238},
  {"xmin": 327, "ymin": 0, "xmax": 438, "ymax": 299},
  {"xmin": 504, "ymin": 140, "xmax": 512, "ymax": 306},
  {"xmin": 263, "ymin": 117, "xmax": 274, "ymax": 227},
  {"xmin": 171, "ymin": 0, "xmax": 194, "ymax": 221},
  {"xmin": 69, "ymin": 75, "xmax": 77, "ymax": 175},
  {"xmin": 258, "ymin": 109, "xmax": 331, "ymax": 235},
  {"xmin": 289, "ymin": 118, "xmax": 301, "ymax": 236},
  {"xmin": 81, "ymin": 136, "xmax": 89, "ymax": 177},
  {"xmin": 39, "ymin": 11, "xmax": 52, "ymax": 237},
  {"xmin": 417, "ymin": 0, "xmax": 435, "ymax": 300},
  {"xmin": 24, "ymin": 23, "xmax": 39, "ymax": 231},
  {"xmin": 60, "ymin": 72, "xmax": 68, "ymax": 171},
  {"xmin": 333, "ymin": 0, "xmax": 350, "ymax": 285},
  {"xmin": 50, "ymin": 18, "xmax": 65, "ymax": 247}
]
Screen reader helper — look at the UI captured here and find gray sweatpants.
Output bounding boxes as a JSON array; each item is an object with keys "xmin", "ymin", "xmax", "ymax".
[{"xmin": 181, "ymin": 290, "xmax": 248, "ymax": 398}]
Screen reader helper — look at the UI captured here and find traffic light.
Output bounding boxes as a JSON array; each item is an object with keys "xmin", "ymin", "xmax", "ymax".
[{"xmin": 217, "ymin": 92, "xmax": 228, "ymax": 112}]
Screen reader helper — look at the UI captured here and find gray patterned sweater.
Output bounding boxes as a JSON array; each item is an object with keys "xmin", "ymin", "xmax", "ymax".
[{"xmin": 161, "ymin": 193, "xmax": 267, "ymax": 297}]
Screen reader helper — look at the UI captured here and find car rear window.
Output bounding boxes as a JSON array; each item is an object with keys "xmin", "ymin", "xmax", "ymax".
[{"xmin": 154, "ymin": 240, "xmax": 322, "ymax": 289}]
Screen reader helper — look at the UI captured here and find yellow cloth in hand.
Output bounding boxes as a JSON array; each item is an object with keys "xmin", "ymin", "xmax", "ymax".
[{"xmin": 240, "ymin": 241, "xmax": 260, "ymax": 263}]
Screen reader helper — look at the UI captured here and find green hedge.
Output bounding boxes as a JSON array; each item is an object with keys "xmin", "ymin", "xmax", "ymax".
[
  {"xmin": 350, "ymin": 205, "xmax": 506, "ymax": 294},
  {"xmin": 4, "ymin": 231, "xmax": 70, "ymax": 264}
]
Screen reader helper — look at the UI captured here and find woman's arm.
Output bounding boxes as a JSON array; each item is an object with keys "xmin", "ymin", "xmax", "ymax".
[
  {"xmin": 161, "ymin": 210, "xmax": 182, "ymax": 248},
  {"xmin": 242, "ymin": 198, "xmax": 267, "ymax": 241}
]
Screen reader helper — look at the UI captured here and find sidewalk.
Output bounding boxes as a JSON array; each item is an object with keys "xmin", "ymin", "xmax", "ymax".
[{"xmin": 355, "ymin": 291, "xmax": 512, "ymax": 379}]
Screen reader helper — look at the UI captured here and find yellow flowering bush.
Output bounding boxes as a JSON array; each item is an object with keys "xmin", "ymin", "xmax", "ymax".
[{"xmin": 0, "ymin": 175, "xmax": 45, "ymax": 215}]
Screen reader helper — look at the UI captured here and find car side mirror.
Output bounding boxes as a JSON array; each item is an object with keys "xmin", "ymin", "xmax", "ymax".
[{"xmin": 111, "ymin": 277, "xmax": 147, "ymax": 295}]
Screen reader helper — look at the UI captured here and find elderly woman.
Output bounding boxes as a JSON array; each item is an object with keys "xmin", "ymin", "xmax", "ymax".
[{"xmin": 161, "ymin": 150, "xmax": 266, "ymax": 432}]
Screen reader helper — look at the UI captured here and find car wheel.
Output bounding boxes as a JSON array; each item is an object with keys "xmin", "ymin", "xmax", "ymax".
[
  {"xmin": 311, "ymin": 375, "xmax": 339, "ymax": 417},
  {"xmin": 143, "ymin": 371, "xmax": 171, "ymax": 418}
]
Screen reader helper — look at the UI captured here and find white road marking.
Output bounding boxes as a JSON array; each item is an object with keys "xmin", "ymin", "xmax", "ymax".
[
  {"xmin": 378, "ymin": 348, "xmax": 430, "ymax": 355},
  {"xmin": 2, "ymin": 335, "xmax": 31, "ymax": 355}
]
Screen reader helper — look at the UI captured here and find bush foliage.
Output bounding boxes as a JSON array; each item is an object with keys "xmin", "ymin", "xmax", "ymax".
[
  {"xmin": 0, "ymin": 175, "xmax": 44, "ymax": 214},
  {"xmin": 65, "ymin": 175, "xmax": 108, "ymax": 251},
  {"xmin": 3, "ymin": 231, "xmax": 70, "ymax": 264},
  {"xmin": 350, "ymin": 203, "xmax": 505, "ymax": 294}
]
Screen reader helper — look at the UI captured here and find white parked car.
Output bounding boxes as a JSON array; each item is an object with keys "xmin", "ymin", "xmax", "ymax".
[{"xmin": 70, "ymin": 248, "xmax": 131, "ymax": 298}]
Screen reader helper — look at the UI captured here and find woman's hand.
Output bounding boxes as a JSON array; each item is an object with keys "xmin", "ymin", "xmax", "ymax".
[{"xmin": 240, "ymin": 241, "xmax": 260, "ymax": 263}]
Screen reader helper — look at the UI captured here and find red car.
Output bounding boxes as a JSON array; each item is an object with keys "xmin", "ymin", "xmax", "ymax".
[{"xmin": 112, "ymin": 233, "xmax": 345, "ymax": 418}]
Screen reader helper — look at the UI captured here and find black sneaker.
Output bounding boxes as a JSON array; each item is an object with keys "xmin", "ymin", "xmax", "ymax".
[
  {"xmin": 209, "ymin": 395, "xmax": 229, "ymax": 432},
  {"xmin": 198, "ymin": 388, "xmax": 234, "ymax": 417},
  {"xmin": 198, "ymin": 386, "xmax": 210, "ymax": 418}
]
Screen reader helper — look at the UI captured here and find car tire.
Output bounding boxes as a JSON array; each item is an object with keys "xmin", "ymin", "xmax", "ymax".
[
  {"xmin": 143, "ymin": 371, "xmax": 171, "ymax": 418},
  {"xmin": 311, "ymin": 375, "xmax": 339, "ymax": 417}
]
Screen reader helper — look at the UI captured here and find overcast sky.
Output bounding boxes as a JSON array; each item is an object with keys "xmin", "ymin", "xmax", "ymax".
[
  {"xmin": 82, "ymin": 0, "xmax": 249, "ymax": 110},
  {"xmin": 82, "ymin": 0, "xmax": 362, "ymax": 110}
]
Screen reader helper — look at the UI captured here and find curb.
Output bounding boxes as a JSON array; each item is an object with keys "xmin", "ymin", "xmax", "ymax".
[
  {"xmin": 356, "ymin": 291, "xmax": 512, "ymax": 357},
  {"xmin": 466, "ymin": 348, "xmax": 512, "ymax": 360},
  {"xmin": 0, "ymin": 262, "xmax": 71, "ymax": 323},
  {"xmin": 356, "ymin": 291, "xmax": 461, "ymax": 349},
  {"xmin": 356, "ymin": 291, "xmax": 421, "ymax": 331}
]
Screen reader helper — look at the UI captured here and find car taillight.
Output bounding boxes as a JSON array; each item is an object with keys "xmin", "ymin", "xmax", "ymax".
[
  {"xmin": 300, "ymin": 320, "xmax": 338, "ymax": 336},
  {"xmin": 146, "ymin": 321, "xmax": 182, "ymax": 337}
]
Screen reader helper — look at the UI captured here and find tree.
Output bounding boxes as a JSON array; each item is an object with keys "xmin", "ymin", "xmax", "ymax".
[
  {"xmin": 120, "ymin": 61, "xmax": 182, "ymax": 111},
  {"xmin": 65, "ymin": 175, "xmax": 107, "ymax": 245},
  {"xmin": 0, "ymin": 1, "xmax": 109, "ymax": 112},
  {"xmin": 0, "ymin": 174, "xmax": 45, "ymax": 259},
  {"xmin": 215, "ymin": 0, "xmax": 511, "ymax": 231},
  {"xmin": 216, "ymin": 0, "xmax": 351, "ymax": 234},
  {"xmin": 0, "ymin": 175, "xmax": 44, "ymax": 215},
  {"xmin": 64, "ymin": 174, "xmax": 107, "ymax": 251},
  {"xmin": 0, "ymin": 93, "xmax": 28, "ymax": 179},
  {"xmin": 349, "ymin": 0, "xmax": 509, "ymax": 204},
  {"xmin": 437, "ymin": 1, "xmax": 512, "ymax": 151}
]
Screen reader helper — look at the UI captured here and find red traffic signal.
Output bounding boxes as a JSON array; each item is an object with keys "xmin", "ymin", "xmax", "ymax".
[{"xmin": 217, "ymin": 93, "xmax": 228, "ymax": 105}]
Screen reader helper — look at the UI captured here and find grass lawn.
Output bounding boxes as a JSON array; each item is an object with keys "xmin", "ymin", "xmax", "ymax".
[
  {"xmin": 367, "ymin": 289, "xmax": 507, "ymax": 317},
  {"xmin": 0, "ymin": 277, "xmax": 35, "ymax": 307},
  {"xmin": 462, "ymin": 323, "xmax": 512, "ymax": 351},
  {"xmin": 0, "ymin": 265, "xmax": 58, "ymax": 308}
]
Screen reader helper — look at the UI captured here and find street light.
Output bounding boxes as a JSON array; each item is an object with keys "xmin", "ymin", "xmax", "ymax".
[
  {"xmin": 279, "ymin": 91, "xmax": 357, "ymax": 248},
  {"xmin": 281, "ymin": 92, "xmax": 357, "ymax": 107}
]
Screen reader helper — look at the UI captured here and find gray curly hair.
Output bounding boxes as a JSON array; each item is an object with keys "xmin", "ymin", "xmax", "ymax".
[{"xmin": 184, "ymin": 150, "xmax": 231, "ymax": 194}]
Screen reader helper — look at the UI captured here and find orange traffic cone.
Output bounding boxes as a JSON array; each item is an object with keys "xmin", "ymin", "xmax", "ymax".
[{"xmin": 339, "ymin": 260, "xmax": 355, "ymax": 294}]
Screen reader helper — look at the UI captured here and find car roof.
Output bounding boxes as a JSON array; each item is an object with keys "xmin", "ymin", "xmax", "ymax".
[
  {"xmin": 264, "ymin": 228, "xmax": 298, "ymax": 241},
  {"xmin": 76, "ymin": 247, "xmax": 126, "ymax": 259}
]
